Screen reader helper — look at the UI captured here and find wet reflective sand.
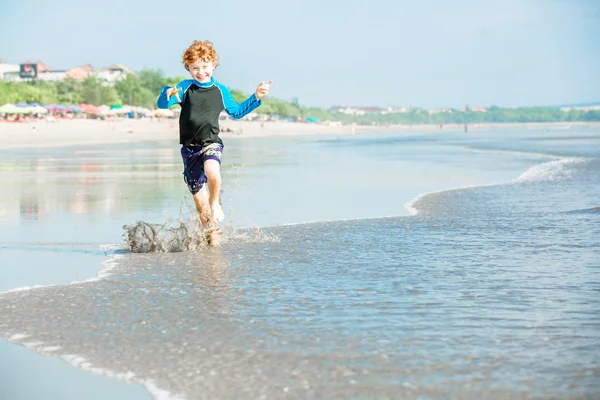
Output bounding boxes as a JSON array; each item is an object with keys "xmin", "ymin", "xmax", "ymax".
[{"xmin": 1, "ymin": 129, "xmax": 599, "ymax": 398}]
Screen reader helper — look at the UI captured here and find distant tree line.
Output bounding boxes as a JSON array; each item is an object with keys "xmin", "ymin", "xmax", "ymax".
[
  {"xmin": 0, "ymin": 69, "xmax": 185, "ymax": 109},
  {"xmin": 327, "ymin": 106, "xmax": 600, "ymax": 125},
  {"xmin": 1, "ymin": 69, "xmax": 599, "ymax": 123}
]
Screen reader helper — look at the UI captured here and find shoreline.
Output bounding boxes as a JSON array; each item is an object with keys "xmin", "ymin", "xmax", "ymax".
[{"xmin": 1, "ymin": 118, "xmax": 598, "ymax": 150}]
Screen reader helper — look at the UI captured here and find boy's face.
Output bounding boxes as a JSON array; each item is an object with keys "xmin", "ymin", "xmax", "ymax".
[{"xmin": 188, "ymin": 59, "xmax": 215, "ymax": 83}]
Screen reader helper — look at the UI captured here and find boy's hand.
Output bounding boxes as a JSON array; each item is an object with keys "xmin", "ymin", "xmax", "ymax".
[
  {"xmin": 166, "ymin": 87, "xmax": 182, "ymax": 99},
  {"xmin": 255, "ymin": 80, "xmax": 272, "ymax": 100}
]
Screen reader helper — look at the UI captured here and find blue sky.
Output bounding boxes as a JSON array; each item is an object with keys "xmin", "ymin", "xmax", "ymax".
[{"xmin": 1, "ymin": 0, "xmax": 598, "ymax": 108}]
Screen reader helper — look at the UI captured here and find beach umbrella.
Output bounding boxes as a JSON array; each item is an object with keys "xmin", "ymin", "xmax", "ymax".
[
  {"xmin": 0, "ymin": 104, "xmax": 18, "ymax": 113},
  {"xmin": 79, "ymin": 104, "xmax": 100, "ymax": 114},
  {"xmin": 29, "ymin": 102, "xmax": 42, "ymax": 107},
  {"xmin": 85, "ymin": 106, "xmax": 100, "ymax": 115},
  {"xmin": 135, "ymin": 107, "xmax": 152, "ymax": 115},
  {"xmin": 15, "ymin": 102, "xmax": 29, "ymax": 107},
  {"xmin": 0, "ymin": 104, "xmax": 31, "ymax": 114},
  {"xmin": 116, "ymin": 105, "xmax": 133, "ymax": 114},
  {"xmin": 30, "ymin": 105, "xmax": 48, "ymax": 114},
  {"xmin": 110, "ymin": 104, "xmax": 122, "ymax": 110},
  {"xmin": 153, "ymin": 109, "xmax": 175, "ymax": 117},
  {"xmin": 66, "ymin": 104, "xmax": 81, "ymax": 113}
]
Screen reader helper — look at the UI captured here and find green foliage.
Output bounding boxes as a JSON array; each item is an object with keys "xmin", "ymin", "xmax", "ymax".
[
  {"xmin": 301, "ymin": 107, "xmax": 331, "ymax": 121},
  {"xmin": 259, "ymin": 98, "xmax": 302, "ymax": 118},
  {"xmin": 229, "ymin": 89, "xmax": 248, "ymax": 103},
  {"xmin": 80, "ymin": 77, "xmax": 121, "ymax": 105},
  {"xmin": 115, "ymin": 75, "xmax": 156, "ymax": 108},
  {"xmin": 139, "ymin": 69, "xmax": 168, "ymax": 94},
  {"xmin": 0, "ymin": 81, "xmax": 58, "ymax": 104},
  {"xmin": 165, "ymin": 75, "xmax": 187, "ymax": 87},
  {"xmin": 1, "ymin": 68, "xmax": 599, "ymax": 123},
  {"xmin": 54, "ymin": 78, "xmax": 82, "ymax": 104}
]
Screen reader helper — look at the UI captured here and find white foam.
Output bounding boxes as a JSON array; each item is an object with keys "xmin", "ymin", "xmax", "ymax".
[
  {"xmin": 514, "ymin": 157, "xmax": 585, "ymax": 183},
  {"xmin": 8, "ymin": 333, "xmax": 30, "ymax": 342},
  {"xmin": 1, "ymin": 284, "xmax": 55, "ymax": 295},
  {"xmin": 144, "ymin": 380, "xmax": 187, "ymax": 400},
  {"xmin": 61, "ymin": 354, "xmax": 137, "ymax": 382},
  {"xmin": 404, "ymin": 156, "xmax": 587, "ymax": 216},
  {"xmin": 404, "ymin": 182, "xmax": 499, "ymax": 216},
  {"xmin": 0, "ymin": 245, "xmax": 125, "ymax": 295},
  {"xmin": 41, "ymin": 346, "xmax": 61, "ymax": 352},
  {"xmin": 22, "ymin": 341, "xmax": 44, "ymax": 349},
  {"xmin": 6, "ymin": 334, "xmax": 182, "ymax": 399},
  {"xmin": 461, "ymin": 146, "xmax": 557, "ymax": 160},
  {"xmin": 96, "ymin": 253, "xmax": 125, "ymax": 279},
  {"xmin": 61, "ymin": 354, "xmax": 185, "ymax": 400}
]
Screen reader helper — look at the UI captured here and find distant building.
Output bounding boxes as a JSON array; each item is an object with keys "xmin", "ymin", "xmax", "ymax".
[
  {"xmin": 561, "ymin": 105, "xmax": 600, "ymax": 112},
  {"xmin": 457, "ymin": 107, "xmax": 488, "ymax": 113},
  {"xmin": 428, "ymin": 109, "xmax": 451, "ymax": 114},
  {"xmin": 1, "ymin": 60, "xmax": 69, "ymax": 82},
  {"xmin": 0, "ymin": 64, "xmax": 20, "ymax": 81},
  {"xmin": 66, "ymin": 67, "xmax": 89, "ymax": 80},
  {"xmin": 88, "ymin": 64, "xmax": 137, "ymax": 84},
  {"xmin": 329, "ymin": 106, "xmax": 385, "ymax": 115},
  {"xmin": 381, "ymin": 106, "xmax": 409, "ymax": 114},
  {"xmin": 38, "ymin": 71, "xmax": 68, "ymax": 81},
  {"xmin": 1, "ymin": 60, "xmax": 136, "ymax": 84}
]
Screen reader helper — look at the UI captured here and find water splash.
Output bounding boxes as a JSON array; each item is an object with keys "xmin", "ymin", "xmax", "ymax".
[
  {"xmin": 124, "ymin": 217, "xmax": 208, "ymax": 253},
  {"xmin": 124, "ymin": 212, "xmax": 281, "ymax": 253}
]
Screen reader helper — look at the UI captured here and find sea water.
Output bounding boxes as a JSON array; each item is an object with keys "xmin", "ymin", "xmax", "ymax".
[{"xmin": 0, "ymin": 126, "xmax": 598, "ymax": 399}]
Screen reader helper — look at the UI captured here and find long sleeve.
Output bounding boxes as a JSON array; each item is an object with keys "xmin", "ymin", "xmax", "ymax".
[
  {"xmin": 156, "ymin": 82, "xmax": 185, "ymax": 109},
  {"xmin": 215, "ymin": 83, "xmax": 262, "ymax": 120}
]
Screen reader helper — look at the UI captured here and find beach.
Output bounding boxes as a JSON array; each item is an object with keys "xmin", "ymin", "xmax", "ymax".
[
  {"xmin": 1, "ymin": 122, "xmax": 599, "ymax": 399},
  {"xmin": 2, "ymin": 118, "xmax": 597, "ymax": 150},
  {"xmin": 0, "ymin": 118, "xmax": 369, "ymax": 150}
]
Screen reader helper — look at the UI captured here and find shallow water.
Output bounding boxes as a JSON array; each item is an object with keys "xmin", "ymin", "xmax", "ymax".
[{"xmin": 1, "ymin": 127, "xmax": 599, "ymax": 398}]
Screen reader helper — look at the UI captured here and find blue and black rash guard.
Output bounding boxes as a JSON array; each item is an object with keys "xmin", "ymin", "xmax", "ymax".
[{"xmin": 156, "ymin": 77, "xmax": 261, "ymax": 147}]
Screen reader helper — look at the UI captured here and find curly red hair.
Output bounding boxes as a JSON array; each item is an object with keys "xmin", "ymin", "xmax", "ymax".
[{"xmin": 182, "ymin": 40, "xmax": 219, "ymax": 70}]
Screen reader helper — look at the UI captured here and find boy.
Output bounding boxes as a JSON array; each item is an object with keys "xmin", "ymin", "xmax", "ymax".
[{"xmin": 157, "ymin": 40, "xmax": 271, "ymax": 246}]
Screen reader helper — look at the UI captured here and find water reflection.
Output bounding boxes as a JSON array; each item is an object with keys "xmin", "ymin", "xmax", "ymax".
[{"xmin": 0, "ymin": 145, "xmax": 183, "ymax": 226}]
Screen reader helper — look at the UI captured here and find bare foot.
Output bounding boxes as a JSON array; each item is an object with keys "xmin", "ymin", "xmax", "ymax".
[
  {"xmin": 207, "ymin": 228, "xmax": 222, "ymax": 247},
  {"xmin": 210, "ymin": 201, "xmax": 224, "ymax": 223}
]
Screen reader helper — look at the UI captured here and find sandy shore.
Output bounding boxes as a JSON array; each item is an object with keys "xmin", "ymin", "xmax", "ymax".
[
  {"xmin": 0, "ymin": 118, "xmax": 597, "ymax": 150},
  {"xmin": 0, "ymin": 119, "xmax": 371, "ymax": 150}
]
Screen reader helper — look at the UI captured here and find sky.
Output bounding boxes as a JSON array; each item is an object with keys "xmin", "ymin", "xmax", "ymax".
[{"xmin": 1, "ymin": 0, "xmax": 599, "ymax": 109}]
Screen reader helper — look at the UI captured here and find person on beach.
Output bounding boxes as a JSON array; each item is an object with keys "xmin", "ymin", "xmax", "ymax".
[{"xmin": 157, "ymin": 40, "xmax": 271, "ymax": 245}]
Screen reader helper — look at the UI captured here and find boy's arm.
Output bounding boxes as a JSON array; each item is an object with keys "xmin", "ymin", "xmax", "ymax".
[
  {"xmin": 156, "ymin": 82, "xmax": 184, "ymax": 109},
  {"xmin": 216, "ymin": 83, "xmax": 262, "ymax": 120}
]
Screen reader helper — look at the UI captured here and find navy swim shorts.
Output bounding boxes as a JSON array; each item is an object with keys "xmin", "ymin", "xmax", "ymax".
[{"xmin": 180, "ymin": 144, "xmax": 223, "ymax": 195}]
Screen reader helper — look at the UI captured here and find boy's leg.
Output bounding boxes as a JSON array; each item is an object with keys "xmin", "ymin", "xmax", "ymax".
[
  {"xmin": 204, "ymin": 159, "xmax": 224, "ymax": 223},
  {"xmin": 182, "ymin": 146, "xmax": 217, "ymax": 234},
  {"xmin": 192, "ymin": 186, "xmax": 221, "ymax": 246},
  {"xmin": 192, "ymin": 186, "xmax": 210, "ymax": 226}
]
